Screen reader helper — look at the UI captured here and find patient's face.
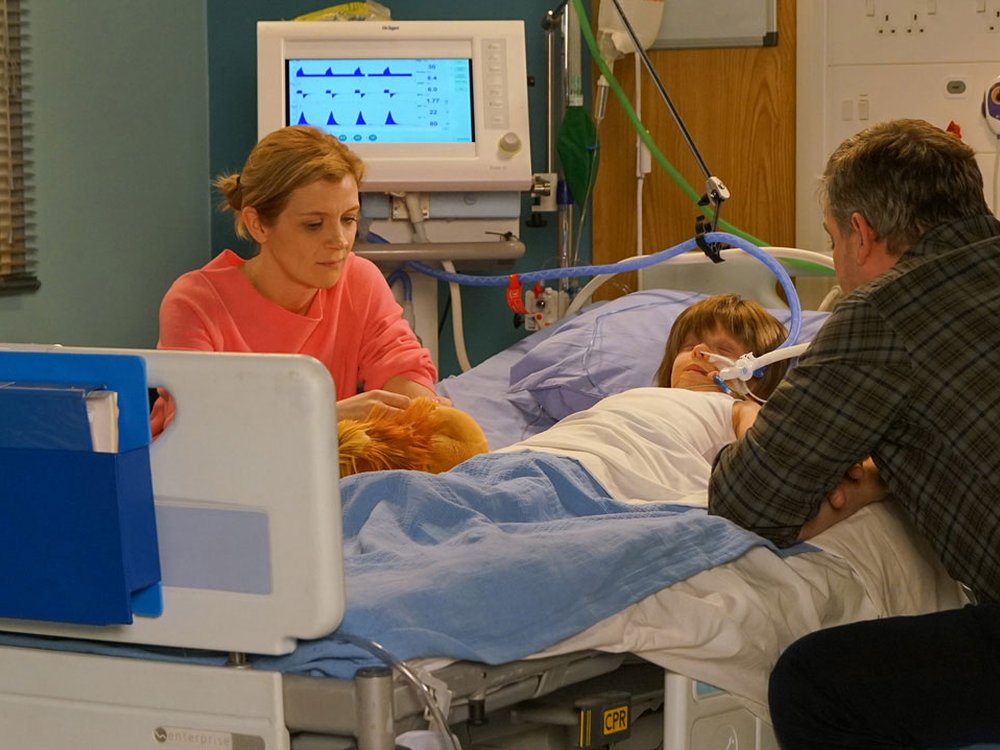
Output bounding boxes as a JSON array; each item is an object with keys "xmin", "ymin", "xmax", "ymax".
[{"xmin": 670, "ymin": 327, "xmax": 747, "ymax": 391}]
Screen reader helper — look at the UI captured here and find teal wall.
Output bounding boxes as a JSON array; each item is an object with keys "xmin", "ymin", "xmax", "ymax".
[
  {"xmin": 0, "ymin": 0, "xmax": 586, "ymax": 372},
  {"xmin": 208, "ymin": 0, "xmax": 580, "ymax": 376},
  {"xmin": 0, "ymin": 0, "xmax": 211, "ymax": 348}
]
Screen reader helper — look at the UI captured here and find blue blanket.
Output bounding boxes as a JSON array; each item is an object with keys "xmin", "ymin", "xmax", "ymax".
[
  {"xmin": 0, "ymin": 453, "xmax": 786, "ymax": 677},
  {"xmin": 254, "ymin": 453, "xmax": 779, "ymax": 678}
]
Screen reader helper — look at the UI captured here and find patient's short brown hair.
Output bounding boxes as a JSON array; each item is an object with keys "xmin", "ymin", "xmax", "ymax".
[{"xmin": 654, "ymin": 294, "xmax": 789, "ymax": 399}]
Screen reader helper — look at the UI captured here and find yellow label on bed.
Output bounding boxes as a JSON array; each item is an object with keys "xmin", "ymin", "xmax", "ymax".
[
  {"xmin": 576, "ymin": 694, "xmax": 631, "ymax": 747},
  {"xmin": 602, "ymin": 704, "xmax": 629, "ymax": 734}
]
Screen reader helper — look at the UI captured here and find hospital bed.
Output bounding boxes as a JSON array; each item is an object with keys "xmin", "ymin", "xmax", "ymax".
[{"xmin": 0, "ymin": 277, "xmax": 972, "ymax": 749}]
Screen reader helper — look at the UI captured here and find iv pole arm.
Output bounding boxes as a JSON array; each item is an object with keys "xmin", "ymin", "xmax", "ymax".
[{"xmin": 606, "ymin": 0, "xmax": 730, "ymax": 212}]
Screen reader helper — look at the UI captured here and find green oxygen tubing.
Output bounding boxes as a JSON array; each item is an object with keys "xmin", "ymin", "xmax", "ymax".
[{"xmin": 568, "ymin": 0, "xmax": 765, "ymax": 247}]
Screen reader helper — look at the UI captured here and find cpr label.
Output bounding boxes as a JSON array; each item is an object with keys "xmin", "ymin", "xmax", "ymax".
[{"xmin": 603, "ymin": 705, "xmax": 628, "ymax": 734}]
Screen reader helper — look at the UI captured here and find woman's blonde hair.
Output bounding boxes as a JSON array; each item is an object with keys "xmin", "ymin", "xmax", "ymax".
[
  {"xmin": 654, "ymin": 293, "xmax": 789, "ymax": 399},
  {"xmin": 214, "ymin": 125, "xmax": 366, "ymax": 239}
]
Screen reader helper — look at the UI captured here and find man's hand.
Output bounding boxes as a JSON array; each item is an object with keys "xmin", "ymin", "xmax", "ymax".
[
  {"xmin": 797, "ymin": 457, "xmax": 888, "ymax": 541},
  {"xmin": 826, "ymin": 457, "xmax": 888, "ymax": 511}
]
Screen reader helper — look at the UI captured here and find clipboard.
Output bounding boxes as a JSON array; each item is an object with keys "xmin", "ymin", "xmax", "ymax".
[{"xmin": 0, "ymin": 351, "xmax": 162, "ymax": 625}]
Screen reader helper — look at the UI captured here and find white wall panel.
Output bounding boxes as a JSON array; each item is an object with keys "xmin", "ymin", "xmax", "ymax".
[{"xmin": 797, "ymin": 0, "xmax": 1000, "ymax": 255}]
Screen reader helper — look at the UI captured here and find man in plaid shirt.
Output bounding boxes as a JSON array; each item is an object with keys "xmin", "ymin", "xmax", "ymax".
[{"xmin": 709, "ymin": 119, "xmax": 1000, "ymax": 748}]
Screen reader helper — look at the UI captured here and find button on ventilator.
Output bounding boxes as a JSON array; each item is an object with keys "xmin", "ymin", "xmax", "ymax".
[{"xmin": 498, "ymin": 131, "xmax": 522, "ymax": 157}]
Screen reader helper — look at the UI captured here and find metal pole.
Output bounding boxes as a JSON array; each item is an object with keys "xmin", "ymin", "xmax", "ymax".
[
  {"xmin": 543, "ymin": 10, "xmax": 558, "ymax": 174},
  {"xmin": 355, "ymin": 666, "xmax": 395, "ymax": 750},
  {"xmin": 557, "ymin": 3, "xmax": 578, "ymax": 288}
]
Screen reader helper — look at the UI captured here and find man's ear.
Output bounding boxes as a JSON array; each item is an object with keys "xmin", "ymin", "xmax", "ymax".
[
  {"xmin": 850, "ymin": 212, "xmax": 884, "ymax": 267},
  {"xmin": 241, "ymin": 206, "xmax": 268, "ymax": 245}
]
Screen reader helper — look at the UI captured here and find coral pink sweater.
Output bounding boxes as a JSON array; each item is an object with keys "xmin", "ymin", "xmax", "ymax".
[{"xmin": 157, "ymin": 249, "xmax": 436, "ymax": 397}]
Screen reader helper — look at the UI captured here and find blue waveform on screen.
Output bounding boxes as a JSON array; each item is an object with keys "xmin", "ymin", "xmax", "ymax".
[
  {"xmin": 289, "ymin": 59, "xmax": 467, "ymax": 138},
  {"xmin": 296, "ymin": 107, "xmax": 399, "ymax": 128},
  {"xmin": 294, "ymin": 65, "xmax": 413, "ymax": 78},
  {"xmin": 369, "ymin": 67, "xmax": 412, "ymax": 78}
]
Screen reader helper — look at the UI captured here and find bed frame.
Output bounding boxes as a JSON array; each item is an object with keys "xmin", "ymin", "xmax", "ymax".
[{"xmin": 0, "ymin": 345, "xmax": 777, "ymax": 749}]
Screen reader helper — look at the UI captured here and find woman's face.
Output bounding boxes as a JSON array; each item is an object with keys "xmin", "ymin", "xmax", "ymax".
[
  {"xmin": 670, "ymin": 326, "xmax": 747, "ymax": 390},
  {"xmin": 254, "ymin": 175, "xmax": 360, "ymax": 291}
]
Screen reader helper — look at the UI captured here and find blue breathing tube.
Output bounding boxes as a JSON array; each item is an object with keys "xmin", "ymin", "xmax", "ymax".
[{"xmin": 404, "ymin": 231, "xmax": 803, "ymax": 349}]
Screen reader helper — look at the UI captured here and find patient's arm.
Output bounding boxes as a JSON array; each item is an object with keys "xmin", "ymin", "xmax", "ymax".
[
  {"xmin": 731, "ymin": 399, "xmax": 761, "ymax": 439},
  {"xmin": 797, "ymin": 457, "xmax": 888, "ymax": 541}
]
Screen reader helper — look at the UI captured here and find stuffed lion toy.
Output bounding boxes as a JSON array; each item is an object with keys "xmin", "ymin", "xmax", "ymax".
[{"xmin": 337, "ymin": 397, "xmax": 489, "ymax": 478}]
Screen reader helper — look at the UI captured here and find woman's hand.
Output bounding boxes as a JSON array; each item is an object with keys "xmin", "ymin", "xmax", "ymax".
[
  {"xmin": 336, "ymin": 390, "xmax": 413, "ymax": 421},
  {"xmin": 337, "ymin": 378, "xmax": 452, "ymax": 421}
]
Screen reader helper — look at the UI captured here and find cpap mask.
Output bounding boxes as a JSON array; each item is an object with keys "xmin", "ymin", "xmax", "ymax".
[{"xmin": 702, "ymin": 343, "xmax": 812, "ymax": 399}]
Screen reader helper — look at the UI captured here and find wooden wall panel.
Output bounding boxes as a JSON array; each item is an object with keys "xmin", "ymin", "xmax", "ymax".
[{"xmin": 589, "ymin": 0, "xmax": 797, "ymax": 298}]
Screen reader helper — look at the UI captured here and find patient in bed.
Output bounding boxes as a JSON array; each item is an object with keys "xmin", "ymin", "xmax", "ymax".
[
  {"xmin": 337, "ymin": 294, "xmax": 782, "ymax": 481},
  {"xmin": 328, "ymin": 290, "xmax": 964, "ymax": 714},
  {"xmin": 493, "ymin": 293, "xmax": 789, "ymax": 503}
]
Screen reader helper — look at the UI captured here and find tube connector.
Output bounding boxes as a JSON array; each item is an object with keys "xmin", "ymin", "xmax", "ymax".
[
  {"xmin": 717, "ymin": 354, "xmax": 758, "ymax": 383},
  {"xmin": 715, "ymin": 343, "xmax": 812, "ymax": 383}
]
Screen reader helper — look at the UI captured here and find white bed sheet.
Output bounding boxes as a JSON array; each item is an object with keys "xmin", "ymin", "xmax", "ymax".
[
  {"xmin": 489, "ymin": 386, "xmax": 967, "ymax": 719},
  {"xmin": 535, "ymin": 503, "xmax": 965, "ymax": 719}
]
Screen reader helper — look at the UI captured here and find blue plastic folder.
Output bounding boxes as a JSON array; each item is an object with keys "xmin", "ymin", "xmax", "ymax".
[{"xmin": 0, "ymin": 351, "xmax": 162, "ymax": 625}]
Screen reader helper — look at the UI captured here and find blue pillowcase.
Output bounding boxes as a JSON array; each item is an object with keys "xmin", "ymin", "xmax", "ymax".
[{"xmin": 508, "ymin": 289, "xmax": 830, "ymax": 421}]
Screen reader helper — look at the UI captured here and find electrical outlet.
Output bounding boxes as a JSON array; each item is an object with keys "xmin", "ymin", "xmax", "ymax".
[{"xmin": 876, "ymin": 11, "xmax": 898, "ymax": 35}]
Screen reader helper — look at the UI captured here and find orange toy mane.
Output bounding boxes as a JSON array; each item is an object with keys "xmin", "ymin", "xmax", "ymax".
[{"xmin": 338, "ymin": 397, "xmax": 489, "ymax": 478}]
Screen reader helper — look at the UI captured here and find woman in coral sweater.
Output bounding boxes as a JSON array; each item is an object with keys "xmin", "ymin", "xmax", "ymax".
[{"xmin": 153, "ymin": 126, "xmax": 439, "ymax": 433}]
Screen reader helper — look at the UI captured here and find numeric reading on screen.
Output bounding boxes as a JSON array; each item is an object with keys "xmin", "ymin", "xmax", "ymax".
[{"xmin": 287, "ymin": 57, "xmax": 474, "ymax": 144}]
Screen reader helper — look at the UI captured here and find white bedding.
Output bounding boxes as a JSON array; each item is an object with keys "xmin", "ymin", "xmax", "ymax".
[
  {"xmin": 497, "ymin": 387, "xmax": 736, "ymax": 505},
  {"xmin": 493, "ymin": 386, "xmax": 967, "ymax": 718},
  {"xmin": 536, "ymin": 503, "xmax": 965, "ymax": 719}
]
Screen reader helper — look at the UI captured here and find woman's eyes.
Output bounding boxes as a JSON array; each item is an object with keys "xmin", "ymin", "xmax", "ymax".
[{"xmin": 302, "ymin": 216, "xmax": 358, "ymax": 230}]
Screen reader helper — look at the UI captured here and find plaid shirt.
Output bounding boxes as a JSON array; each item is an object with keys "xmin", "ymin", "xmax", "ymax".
[{"xmin": 709, "ymin": 214, "xmax": 1000, "ymax": 604}]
